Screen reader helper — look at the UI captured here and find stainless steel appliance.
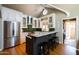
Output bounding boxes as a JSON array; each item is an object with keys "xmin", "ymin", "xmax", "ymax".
[{"xmin": 4, "ymin": 21, "xmax": 20, "ymax": 49}]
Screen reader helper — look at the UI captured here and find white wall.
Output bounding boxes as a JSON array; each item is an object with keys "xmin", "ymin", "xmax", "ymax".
[
  {"xmin": 1, "ymin": 7, "xmax": 22, "ymax": 22},
  {"xmin": 55, "ymin": 12, "xmax": 66, "ymax": 43}
]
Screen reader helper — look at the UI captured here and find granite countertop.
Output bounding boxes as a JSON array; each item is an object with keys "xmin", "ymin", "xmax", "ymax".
[{"xmin": 27, "ymin": 31, "xmax": 57, "ymax": 37}]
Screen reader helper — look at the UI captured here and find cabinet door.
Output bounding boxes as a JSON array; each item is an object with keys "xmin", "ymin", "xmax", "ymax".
[
  {"xmin": 30, "ymin": 17, "xmax": 33, "ymax": 25},
  {"xmin": 41, "ymin": 18, "xmax": 49, "ymax": 31},
  {"xmin": 23, "ymin": 17, "xmax": 27, "ymax": 27},
  {"xmin": 33, "ymin": 18, "xmax": 38, "ymax": 28},
  {"xmin": 38, "ymin": 20, "xmax": 40, "ymax": 28},
  {"xmin": 22, "ymin": 16, "xmax": 30, "ymax": 28},
  {"xmin": 27, "ymin": 16, "xmax": 29, "ymax": 25},
  {"xmin": 48, "ymin": 14, "xmax": 55, "ymax": 28},
  {"xmin": 34, "ymin": 20, "xmax": 37, "ymax": 28},
  {"xmin": 49, "ymin": 16, "xmax": 53, "ymax": 28}
]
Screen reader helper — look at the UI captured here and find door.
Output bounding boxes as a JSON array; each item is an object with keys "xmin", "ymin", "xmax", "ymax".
[
  {"xmin": 11, "ymin": 22, "xmax": 20, "ymax": 46},
  {"xmin": 64, "ymin": 20, "xmax": 76, "ymax": 39},
  {"xmin": 14, "ymin": 22, "xmax": 20, "ymax": 46},
  {"xmin": 63, "ymin": 18, "xmax": 76, "ymax": 47},
  {"xmin": 4, "ymin": 21, "xmax": 12, "ymax": 48},
  {"xmin": 4, "ymin": 21, "xmax": 20, "ymax": 49}
]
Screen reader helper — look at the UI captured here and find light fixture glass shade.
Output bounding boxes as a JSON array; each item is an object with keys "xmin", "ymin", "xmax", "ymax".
[{"xmin": 43, "ymin": 9, "xmax": 48, "ymax": 15}]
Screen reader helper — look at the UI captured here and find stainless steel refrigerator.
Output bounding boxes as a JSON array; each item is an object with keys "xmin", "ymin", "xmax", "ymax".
[{"xmin": 4, "ymin": 21, "xmax": 20, "ymax": 49}]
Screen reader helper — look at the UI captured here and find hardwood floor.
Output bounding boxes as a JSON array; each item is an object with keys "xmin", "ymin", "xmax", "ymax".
[
  {"xmin": 64, "ymin": 39, "xmax": 76, "ymax": 48},
  {"xmin": 50, "ymin": 44, "xmax": 76, "ymax": 55},
  {"xmin": 0, "ymin": 43, "xmax": 77, "ymax": 55},
  {"xmin": 0, "ymin": 43, "xmax": 27, "ymax": 55}
]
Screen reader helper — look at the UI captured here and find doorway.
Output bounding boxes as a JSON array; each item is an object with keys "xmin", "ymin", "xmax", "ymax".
[{"xmin": 63, "ymin": 18, "xmax": 76, "ymax": 48}]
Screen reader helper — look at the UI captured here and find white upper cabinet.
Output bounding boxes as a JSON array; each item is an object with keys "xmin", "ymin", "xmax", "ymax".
[
  {"xmin": 38, "ymin": 13, "xmax": 56, "ymax": 31},
  {"xmin": 29, "ymin": 16, "xmax": 33, "ymax": 25},
  {"xmin": 22, "ymin": 15, "xmax": 27, "ymax": 28},
  {"xmin": 32, "ymin": 18, "xmax": 38, "ymax": 28},
  {"xmin": 38, "ymin": 19, "xmax": 41, "ymax": 28},
  {"xmin": 22, "ymin": 15, "xmax": 37, "ymax": 28},
  {"xmin": 39, "ymin": 13, "xmax": 56, "ymax": 28},
  {"xmin": 22, "ymin": 17, "xmax": 27, "ymax": 28},
  {"xmin": 48, "ymin": 13, "xmax": 55, "ymax": 28}
]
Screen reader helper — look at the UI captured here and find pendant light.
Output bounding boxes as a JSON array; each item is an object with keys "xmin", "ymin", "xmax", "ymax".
[{"xmin": 42, "ymin": 8, "xmax": 48, "ymax": 15}]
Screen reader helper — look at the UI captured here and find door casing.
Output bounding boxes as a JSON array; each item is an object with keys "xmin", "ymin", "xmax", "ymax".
[{"xmin": 62, "ymin": 16, "xmax": 78, "ymax": 44}]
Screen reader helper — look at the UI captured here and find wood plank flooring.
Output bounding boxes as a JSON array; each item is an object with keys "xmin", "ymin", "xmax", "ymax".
[
  {"xmin": 0, "ymin": 43, "xmax": 27, "ymax": 55},
  {"xmin": 50, "ymin": 44, "xmax": 76, "ymax": 55},
  {"xmin": 0, "ymin": 43, "xmax": 77, "ymax": 55}
]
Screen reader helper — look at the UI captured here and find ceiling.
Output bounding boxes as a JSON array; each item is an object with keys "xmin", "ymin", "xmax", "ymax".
[
  {"xmin": 3, "ymin": 4, "xmax": 78, "ymax": 17},
  {"xmin": 53, "ymin": 4, "xmax": 79, "ymax": 12},
  {"xmin": 2, "ymin": 4, "xmax": 44, "ymax": 17},
  {"xmin": 53, "ymin": 4, "xmax": 79, "ymax": 17},
  {"xmin": 2, "ymin": 4, "xmax": 64, "ymax": 18}
]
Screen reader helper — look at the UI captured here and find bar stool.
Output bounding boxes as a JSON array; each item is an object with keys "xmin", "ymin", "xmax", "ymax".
[
  {"xmin": 52, "ymin": 36, "xmax": 59, "ymax": 48},
  {"xmin": 53, "ymin": 36, "xmax": 59, "ymax": 45},
  {"xmin": 38, "ymin": 42, "xmax": 49, "ymax": 55},
  {"xmin": 48, "ymin": 39, "xmax": 55, "ymax": 49},
  {"xmin": 48, "ymin": 36, "xmax": 59, "ymax": 49}
]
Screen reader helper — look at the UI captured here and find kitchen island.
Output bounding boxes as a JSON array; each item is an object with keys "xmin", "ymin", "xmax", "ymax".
[{"xmin": 26, "ymin": 31, "xmax": 58, "ymax": 55}]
